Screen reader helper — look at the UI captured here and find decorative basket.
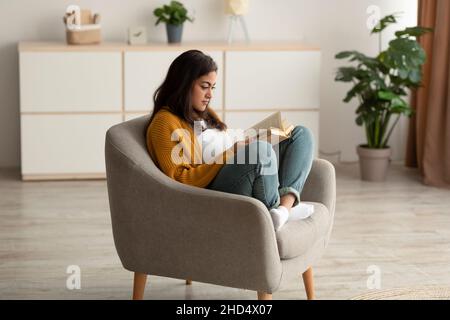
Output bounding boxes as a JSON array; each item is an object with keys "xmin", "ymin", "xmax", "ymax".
[
  {"xmin": 66, "ymin": 27, "xmax": 101, "ymax": 45},
  {"xmin": 63, "ymin": 8, "xmax": 101, "ymax": 45}
]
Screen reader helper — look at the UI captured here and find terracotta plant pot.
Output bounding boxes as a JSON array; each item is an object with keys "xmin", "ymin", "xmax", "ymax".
[{"xmin": 356, "ymin": 145, "xmax": 392, "ymax": 182}]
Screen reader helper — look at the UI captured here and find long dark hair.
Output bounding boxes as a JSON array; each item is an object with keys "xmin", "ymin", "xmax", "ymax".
[{"xmin": 149, "ymin": 50, "xmax": 227, "ymax": 131}]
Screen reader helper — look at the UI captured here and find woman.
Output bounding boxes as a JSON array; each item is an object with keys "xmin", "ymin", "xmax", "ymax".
[{"xmin": 146, "ymin": 50, "xmax": 314, "ymax": 231}]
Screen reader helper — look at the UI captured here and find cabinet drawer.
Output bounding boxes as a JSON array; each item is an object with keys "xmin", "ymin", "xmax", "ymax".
[
  {"xmin": 124, "ymin": 51, "xmax": 223, "ymax": 111},
  {"xmin": 20, "ymin": 52, "xmax": 122, "ymax": 112},
  {"xmin": 225, "ymin": 111, "xmax": 319, "ymax": 157},
  {"xmin": 20, "ymin": 114, "xmax": 122, "ymax": 176},
  {"xmin": 225, "ymin": 51, "xmax": 320, "ymax": 109}
]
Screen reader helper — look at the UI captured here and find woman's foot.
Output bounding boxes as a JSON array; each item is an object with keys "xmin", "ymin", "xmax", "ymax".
[
  {"xmin": 269, "ymin": 206, "xmax": 290, "ymax": 231},
  {"xmin": 289, "ymin": 203, "xmax": 314, "ymax": 220}
]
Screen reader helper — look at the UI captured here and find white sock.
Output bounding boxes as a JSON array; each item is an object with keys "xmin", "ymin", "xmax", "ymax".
[
  {"xmin": 269, "ymin": 205, "xmax": 289, "ymax": 231},
  {"xmin": 289, "ymin": 203, "xmax": 314, "ymax": 221}
]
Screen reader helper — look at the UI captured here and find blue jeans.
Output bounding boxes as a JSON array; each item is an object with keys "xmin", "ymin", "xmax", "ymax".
[{"xmin": 206, "ymin": 126, "xmax": 314, "ymax": 210}]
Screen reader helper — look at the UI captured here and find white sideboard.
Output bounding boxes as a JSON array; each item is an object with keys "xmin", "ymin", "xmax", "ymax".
[{"xmin": 19, "ymin": 42, "xmax": 321, "ymax": 180}]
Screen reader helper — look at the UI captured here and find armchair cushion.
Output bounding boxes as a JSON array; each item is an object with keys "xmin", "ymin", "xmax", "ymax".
[{"xmin": 276, "ymin": 202, "xmax": 330, "ymax": 259}]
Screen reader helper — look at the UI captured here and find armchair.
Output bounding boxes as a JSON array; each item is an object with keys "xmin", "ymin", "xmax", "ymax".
[{"xmin": 105, "ymin": 115, "xmax": 336, "ymax": 300}]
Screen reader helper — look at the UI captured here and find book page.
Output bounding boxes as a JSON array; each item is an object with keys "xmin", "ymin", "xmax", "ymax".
[
  {"xmin": 244, "ymin": 111, "xmax": 282, "ymax": 135},
  {"xmin": 243, "ymin": 111, "xmax": 298, "ymax": 145}
]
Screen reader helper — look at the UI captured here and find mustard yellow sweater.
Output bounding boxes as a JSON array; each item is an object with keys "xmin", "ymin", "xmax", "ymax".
[{"xmin": 146, "ymin": 108, "xmax": 234, "ymax": 188}]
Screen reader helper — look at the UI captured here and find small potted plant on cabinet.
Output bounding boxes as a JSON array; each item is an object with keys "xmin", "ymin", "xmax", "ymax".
[
  {"xmin": 335, "ymin": 14, "xmax": 431, "ymax": 181},
  {"xmin": 153, "ymin": 1, "xmax": 194, "ymax": 43}
]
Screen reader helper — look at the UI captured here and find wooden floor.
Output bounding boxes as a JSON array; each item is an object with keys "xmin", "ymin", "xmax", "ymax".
[{"xmin": 1, "ymin": 162, "xmax": 449, "ymax": 300}]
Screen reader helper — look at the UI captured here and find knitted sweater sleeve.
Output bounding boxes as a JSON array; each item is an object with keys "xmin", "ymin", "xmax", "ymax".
[{"xmin": 146, "ymin": 112, "xmax": 233, "ymax": 188}]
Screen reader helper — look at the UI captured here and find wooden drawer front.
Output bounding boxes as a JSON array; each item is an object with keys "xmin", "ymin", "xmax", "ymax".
[
  {"xmin": 125, "ymin": 51, "xmax": 223, "ymax": 111},
  {"xmin": 20, "ymin": 52, "xmax": 122, "ymax": 112},
  {"xmin": 225, "ymin": 111, "xmax": 319, "ymax": 157},
  {"xmin": 21, "ymin": 114, "xmax": 122, "ymax": 175},
  {"xmin": 225, "ymin": 51, "xmax": 320, "ymax": 109}
]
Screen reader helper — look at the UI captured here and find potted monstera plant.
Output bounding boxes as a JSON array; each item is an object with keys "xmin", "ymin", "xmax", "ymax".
[
  {"xmin": 153, "ymin": 1, "xmax": 194, "ymax": 43},
  {"xmin": 335, "ymin": 14, "xmax": 431, "ymax": 181}
]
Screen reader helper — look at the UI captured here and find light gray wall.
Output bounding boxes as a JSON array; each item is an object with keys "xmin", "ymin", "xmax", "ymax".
[{"xmin": 0, "ymin": 0, "xmax": 417, "ymax": 167}]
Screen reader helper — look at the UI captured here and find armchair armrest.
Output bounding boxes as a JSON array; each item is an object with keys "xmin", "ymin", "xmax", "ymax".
[{"xmin": 300, "ymin": 159, "xmax": 336, "ymax": 216}]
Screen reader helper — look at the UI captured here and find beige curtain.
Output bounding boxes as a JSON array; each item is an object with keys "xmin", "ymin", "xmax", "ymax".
[{"xmin": 406, "ymin": 0, "xmax": 450, "ymax": 188}]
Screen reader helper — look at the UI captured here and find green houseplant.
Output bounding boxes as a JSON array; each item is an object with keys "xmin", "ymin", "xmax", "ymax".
[
  {"xmin": 335, "ymin": 14, "xmax": 431, "ymax": 181},
  {"xmin": 153, "ymin": 1, "xmax": 194, "ymax": 43}
]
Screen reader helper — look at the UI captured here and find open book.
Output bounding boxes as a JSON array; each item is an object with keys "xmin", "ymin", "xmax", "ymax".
[{"xmin": 244, "ymin": 111, "xmax": 295, "ymax": 145}]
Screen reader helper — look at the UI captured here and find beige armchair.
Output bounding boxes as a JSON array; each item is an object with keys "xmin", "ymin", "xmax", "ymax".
[{"xmin": 105, "ymin": 115, "xmax": 336, "ymax": 300}]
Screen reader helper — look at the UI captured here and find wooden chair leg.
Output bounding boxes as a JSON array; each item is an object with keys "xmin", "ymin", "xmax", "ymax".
[
  {"xmin": 302, "ymin": 267, "xmax": 315, "ymax": 300},
  {"xmin": 257, "ymin": 291, "xmax": 273, "ymax": 300},
  {"xmin": 186, "ymin": 279, "xmax": 192, "ymax": 285},
  {"xmin": 132, "ymin": 272, "xmax": 147, "ymax": 300}
]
